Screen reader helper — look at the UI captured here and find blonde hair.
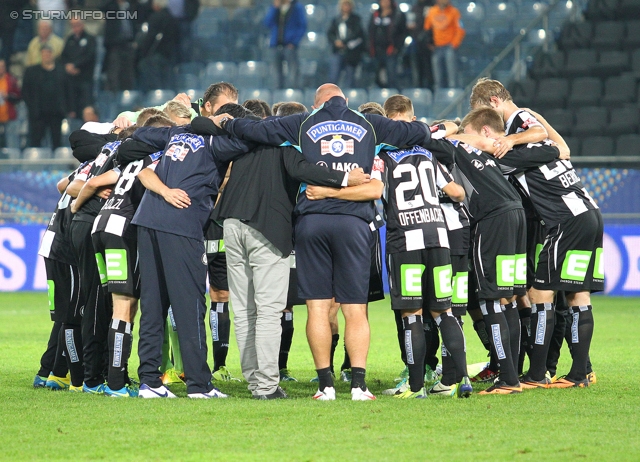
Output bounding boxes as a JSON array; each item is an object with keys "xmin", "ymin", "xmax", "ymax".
[
  {"xmin": 469, "ymin": 77, "xmax": 512, "ymax": 109},
  {"xmin": 163, "ymin": 101, "xmax": 191, "ymax": 120},
  {"xmin": 460, "ymin": 107, "xmax": 505, "ymax": 134},
  {"xmin": 383, "ymin": 95, "xmax": 414, "ymax": 119}
]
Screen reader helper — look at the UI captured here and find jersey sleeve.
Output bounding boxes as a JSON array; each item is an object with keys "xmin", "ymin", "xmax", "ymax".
[
  {"xmin": 144, "ymin": 151, "xmax": 163, "ymax": 172},
  {"xmin": 436, "ymin": 162, "xmax": 454, "ymax": 189},
  {"xmin": 132, "ymin": 126, "xmax": 174, "ymax": 150},
  {"xmin": 498, "ymin": 143, "xmax": 560, "ymax": 174},
  {"xmin": 210, "ymin": 135, "xmax": 256, "ymax": 162},
  {"xmin": 281, "ymin": 148, "xmax": 346, "ymax": 187},
  {"xmin": 75, "ymin": 161, "xmax": 94, "ymax": 182},
  {"xmin": 224, "ymin": 114, "xmax": 306, "ymax": 149},
  {"xmin": 514, "ymin": 110, "xmax": 544, "ymax": 132},
  {"xmin": 421, "ymin": 138, "xmax": 457, "ymax": 164},
  {"xmin": 365, "ymin": 114, "xmax": 430, "ymax": 151},
  {"xmin": 371, "ymin": 155, "xmax": 385, "ymax": 182}
]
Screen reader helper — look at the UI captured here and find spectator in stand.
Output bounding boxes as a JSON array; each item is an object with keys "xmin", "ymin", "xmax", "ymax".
[
  {"xmin": 61, "ymin": 18, "xmax": 97, "ymax": 120},
  {"xmin": 327, "ymin": 0, "xmax": 366, "ymax": 88},
  {"xmin": 22, "ymin": 46, "xmax": 66, "ymax": 148},
  {"xmin": 424, "ymin": 0, "xmax": 465, "ymax": 89},
  {"xmin": 136, "ymin": 0, "xmax": 179, "ymax": 91},
  {"xmin": 167, "ymin": 0, "xmax": 200, "ymax": 62},
  {"xmin": 102, "ymin": 0, "xmax": 139, "ymax": 91},
  {"xmin": 0, "ymin": 59, "xmax": 22, "ymax": 149},
  {"xmin": 410, "ymin": 0, "xmax": 434, "ymax": 89},
  {"xmin": 368, "ymin": 0, "xmax": 407, "ymax": 90},
  {"xmin": 25, "ymin": 19, "xmax": 64, "ymax": 67},
  {"xmin": 0, "ymin": 0, "xmax": 30, "ymax": 63},
  {"xmin": 82, "ymin": 105, "xmax": 100, "ymax": 123},
  {"xmin": 263, "ymin": 0, "xmax": 307, "ymax": 89}
]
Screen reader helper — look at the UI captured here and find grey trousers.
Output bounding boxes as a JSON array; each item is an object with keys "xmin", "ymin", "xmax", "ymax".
[{"xmin": 223, "ymin": 219, "xmax": 289, "ymax": 395}]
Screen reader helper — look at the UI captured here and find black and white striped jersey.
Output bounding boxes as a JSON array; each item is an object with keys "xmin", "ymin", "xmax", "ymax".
[
  {"xmin": 379, "ymin": 145, "xmax": 451, "ymax": 254},
  {"xmin": 438, "ymin": 162, "xmax": 470, "ymax": 255},
  {"xmin": 498, "ymin": 141, "xmax": 599, "ymax": 230}
]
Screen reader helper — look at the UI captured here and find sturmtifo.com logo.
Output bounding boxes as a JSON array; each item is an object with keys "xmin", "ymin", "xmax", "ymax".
[{"xmin": 10, "ymin": 10, "xmax": 138, "ymax": 20}]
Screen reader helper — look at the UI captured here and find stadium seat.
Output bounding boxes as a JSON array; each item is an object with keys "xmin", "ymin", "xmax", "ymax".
[
  {"xmin": 193, "ymin": 7, "xmax": 227, "ymax": 38},
  {"xmin": 343, "ymin": 88, "xmax": 370, "ymax": 111},
  {"xmin": 459, "ymin": 1, "xmax": 485, "ymax": 34},
  {"xmin": 0, "ymin": 147, "xmax": 21, "ymax": 159},
  {"xmin": 543, "ymin": 108, "xmax": 574, "ymax": 135},
  {"xmin": 236, "ymin": 61, "xmax": 269, "ymax": 88},
  {"xmin": 299, "ymin": 59, "xmax": 321, "ymax": 89},
  {"xmin": 630, "ymin": 49, "xmax": 640, "ymax": 78},
  {"xmin": 584, "ymin": 0, "xmax": 619, "ymax": 21},
  {"xmin": 402, "ymin": 88, "xmax": 433, "ymax": 118},
  {"xmin": 615, "ymin": 134, "xmax": 640, "ymax": 156},
  {"xmin": 624, "ymin": 20, "xmax": 640, "ymax": 49},
  {"xmin": 176, "ymin": 73, "xmax": 201, "ymax": 90},
  {"xmin": 530, "ymin": 51, "xmax": 565, "ymax": 78},
  {"xmin": 272, "ymin": 89, "xmax": 304, "ymax": 104},
  {"xmin": 145, "ymin": 89, "xmax": 176, "ymax": 107},
  {"xmin": 567, "ymin": 77, "xmax": 602, "ymax": 108},
  {"xmin": 483, "ymin": 1, "xmax": 516, "ymax": 32},
  {"xmin": 204, "ymin": 62, "xmax": 238, "ymax": 85},
  {"xmin": 175, "ymin": 61, "xmax": 204, "ymax": 78},
  {"xmin": 534, "ymin": 78, "xmax": 570, "ymax": 109},
  {"xmin": 571, "ymin": 106, "xmax": 609, "ymax": 137},
  {"xmin": 304, "ymin": 4, "xmax": 328, "ymax": 32},
  {"xmin": 367, "ymin": 88, "xmax": 398, "ymax": 106},
  {"xmin": 558, "ymin": 21, "xmax": 592, "ymax": 49},
  {"xmin": 580, "ymin": 136, "xmax": 615, "ymax": 156},
  {"xmin": 302, "ymin": 88, "xmax": 316, "ymax": 109},
  {"xmin": 601, "ymin": 75, "xmax": 637, "ymax": 106},
  {"xmin": 619, "ymin": 0, "xmax": 640, "ymax": 17},
  {"xmin": 432, "ymin": 88, "xmax": 465, "ymax": 119},
  {"xmin": 117, "ymin": 90, "xmax": 142, "ymax": 112},
  {"xmin": 239, "ymin": 88, "xmax": 273, "ymax": 106},
  {"xmin": 563, "ymin": 49, "xmax": 598, "ymax": 77},
  {"xmin": 22, "ymin": 148, "xmax": 52, "ymax": 160},
  {"xmin": 179, "ymin": 89, "xmax": 205, "ymax": 103},
  {"xmin": 564, "ymin": 136, "xmax": 582, "ymax": 156},
  {"xmin": 54, "ymin": 147, "xmax": 73, "ymax": 159},
  {"xmin": 607, "ymin": 106, "xmax": 639, "ymax": 135},
  {"xmin": 593, "ymin": 50, "xmax": 630, "ymax": 77},
  {"xmin": 509, "ymin": 79, "xmax": 537, "ymax": 107},
  {"xmin": 299, "ymin": 32, "xmax": 329, "ymax": 61},
  {"xmin": 513, "ymin": 2, "xmax": 548, "ymax": 31},
  {"xmin": 591, "ymin": 21, "xmax": 625, "ymax": 50}
]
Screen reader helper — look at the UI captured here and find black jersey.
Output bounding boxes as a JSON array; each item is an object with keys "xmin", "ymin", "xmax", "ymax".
[
  {"xmin": 437, "ymin": 163, "xmax": 470, "ymax": 255},
  {"xmin": 424, "ymin": 138, "xmax": 522, "ymax": 225},
  {"xmin": 379, "ymin": 146, "xmax": 450, "ymax": 254},
  {"xmin": 72, "ymin": 140, "xmax": 121, "ymax": 224},
  {"xmin": 505, "ymin": 109, "xmax": 545, "ymax": 221},
  {"xmin": 498, "ymin": 142, "xmax": 599, "ymax": 230},
  {"xmin": 38, "ymin": 163, "xmax": 88, "ymax": 265},
  {"xmin": 93, "ymin": 152, "xmax": 162, "ymax": 239}
]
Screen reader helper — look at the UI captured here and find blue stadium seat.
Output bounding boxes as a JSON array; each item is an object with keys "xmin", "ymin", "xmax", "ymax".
[
  {"xmin": 193, "ymin": 7, "xmax": 227, "ymax": 38},
  {"xmin": 608, "ymin": 106, "xmax": 639, "ymax": 136},
  {"xmin": 299, "ymin": 59, "xmax": 322, "ymax": 89},
  {"xmin": 0, "ymin": 148, "xmax": 21, "ymax": 159},
  {"xmin": 432, "ymin": 88, "xmax": 465, "ymax": 119},
  {"xmin": 54, "ymin": 147, "xmax": 73, "ymax": 159},
  {"xmin": 176, "ymin": 73, "xmax": 201, "ymax": 90},
  {"xmin": 22, "ymin": 148, "xmax": 53, "ymax": 160},
  {"xmin": 302, "ymin": 88, "xmax": 317, "ymax": 109},
  {"xmin": 236, "ymin": 61, "xmax": 269, "ymax": 88},
  {"xmin": 299, "ymin": 32, "xmax": 329, "ymax": 61},
  {"xmin": 117, "ymin": 90, "xmax": 143, "ymax": 112},
  {"xmin": 615, "ymin": 134, "xmax": 640, "ymax": 156},
  {"xmin": 239, "ymin": 88, "xmax": 273, "ymax": 106},
  {"xmin": 580, "ymin": 136, "xmax": 614, "ymax": 157},
  {"xmin": 144, "ymin": 89, "xmax": 176, "ymax": 108},
  {"xmin": 272, "ymin": 89, "xmax": 305, "ymax": 104},
  {"xmin": 175, "ymin": 61, "xmax": 204, "ymax": 77},
  {"xmin": 459, "ymin": 1, "xmax": 485, "ymax": 34},
  {"xmin": 343, "ymin": 88, "xmax": 370, "ymax": 110},
  {"xmin": 567, "ymin": 77, "xmax": 601, "ymax": 108},
  {"xmin": 403, "ymin": 88, "xmax": 433, "ymax": 118},
  {"xmin": 367, "ymin": 88, "xmax": 399, "ymax": 105},
  {"xmin": 204, "ymin": 62, "xmax": 238, "ymax": 85},
  {"xmin": 304, "ymin": 4, "xmax": 328, "ymax": 32}
]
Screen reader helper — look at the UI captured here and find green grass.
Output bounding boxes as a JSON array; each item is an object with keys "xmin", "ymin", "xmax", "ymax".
[{"xmin": 1, "ymin": 293, "xmax": 639, "ymax": 461}]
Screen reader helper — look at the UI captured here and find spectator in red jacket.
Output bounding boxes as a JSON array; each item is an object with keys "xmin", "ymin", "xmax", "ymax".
[{"xmin": 0, "ymin": 59, "xmax": 22, "ymax": 149}]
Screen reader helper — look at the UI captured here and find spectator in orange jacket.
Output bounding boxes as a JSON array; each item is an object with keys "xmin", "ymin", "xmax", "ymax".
[
  {"xmin": 0, "ymin": 59, "xmax": 22, "ymax": 149},
  {"xmin": 424, "ymin": 0, "xmax": 465, "ymax": 88}
]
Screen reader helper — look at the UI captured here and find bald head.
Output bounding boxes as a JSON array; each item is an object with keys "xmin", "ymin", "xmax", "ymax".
[{"xmin": 314, "ymin": 84, "xmax": 345, "ymax": 108}]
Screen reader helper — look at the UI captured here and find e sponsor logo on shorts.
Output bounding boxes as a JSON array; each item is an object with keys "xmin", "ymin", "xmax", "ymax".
[{"xmin": 561, "ymin": 250, "xmax": 593, "ymax": 282}]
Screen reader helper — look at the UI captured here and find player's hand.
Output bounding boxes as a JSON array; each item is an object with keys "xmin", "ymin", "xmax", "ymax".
[
  {"xmin": 112, "ymin": 115, "xmax": 133, "ymax": 129},
  {"xmin": 306, "ymin": 185, "xmax": 337, "ymax": 200},
  {"xmin": 97, "ymin": 187, "xmax": 112, "ymax": 199},
  {"xmin": 70, "ymin": 199, "xmax": 78, "ymax": 214},
  {"xmin": 210, "ymin": 113, "xmax": 233, "ymax": 128},
  {"xmin": 173, "ymin": 93, "xmax": 191, "ymax": 107},
  {"xmin": 492, "ymin": 136, "xmax": 515, "ymax": 159},
  {"xmin": 162, "ymin": 188, "xmax": 191, "ymax": 208},
  {"xmin": 347, "ymin": 168, "xmax": 370, "ymax": 186}
]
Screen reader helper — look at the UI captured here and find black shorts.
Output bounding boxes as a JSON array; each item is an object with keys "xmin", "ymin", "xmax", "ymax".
[
  {"xmin": 44, "ymin": 258, "xmax": 81, "ymax": 323},
  {"xmin": 533, "ymin": 209, "xmax": 604, "ymax": 293},
  {"xmin": 92, "ymin": 230, "xmax": 140, "ymax": 298},
  {"xmin": 526, "ymin": 217, "xmax": 545, "ymax": 288},
  {"xmin": 450, "ymin": 253, "xmax": 469, "ymax": 317},
  {"xmin": 387, "ymin": 247, "xmax": 452, "ymax": 312},
  {"xmin": 295, "ymin": 214, "xmax": 373, "ymax": 304},
  {"xmin": 471, "ymin": 208, "xmax": 527, "ymax": 300},
  {"xmin": 205, "ymin": 221, "xmax": 228, "ymax": 291},
  {"xmin": 368, "ymin": 228, "xmax": 385, "ymax": 303}
]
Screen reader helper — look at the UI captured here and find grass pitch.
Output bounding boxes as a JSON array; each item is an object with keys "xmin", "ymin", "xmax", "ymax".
[{"xmin": 0, "ymin": 293, "xmax": 638, "ymax": 461}]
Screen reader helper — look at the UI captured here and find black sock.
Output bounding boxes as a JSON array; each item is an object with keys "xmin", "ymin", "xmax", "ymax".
[
  {"xmin": 567, "ymin": 305, "xmax": 594, "ymax": 381},
  {"xmin": 403, "ymin": 315, "xmax": 426, "ymax": 392},
  {"xmin": 108, "ymin": 319, "xmax": 132, "ymax": 390},
  {"xmin": 124, "ymin": 322, "xmax": 134, "ymax": 385},
  {"xmin": 481, "ymin": 300, "xmax": 519, "ymax": 385},
  {"xmin": 546, "ymin": 307, "xmax": 567, "ymax": 376},
  {"xmin": 38, "ymin": 321, "xmax": 63, "ymax": 377},
  {"xmin": 436, "ymin": 312, "xmax": 468, "ymax": 385},
  {"xmin": 423, "ymin": 316, "xmax": 440, "ymax": 371},
  {"xmin": 503, "ymin": 302, "xmax": 521, "ymax": 376},
  {"xmin": 52, "ymin": 324, "xmax": 69, "ymax": 378},
  {"xmin": 394, "ymin": 310, "xmax": 407, "ymax": 365},
  {"xmin": 341, "ymin": 346, "xmax": 351, "ymax": 371},
  {"xmin": 316, "ymin": 367, "xmax": 334, "ymax": 391},
  {"xmin": 62, "ymin": 323, "xmax": 83, "ymax": 387},
  {"xmin": 279, "ymin": 311, "xmax": 294, "ymax": 370},
  {"xmin": 473, "ymin": 319, "xmax": 491, "ymax": 353},
  {"xmin": 210, "ymin": 302, "xmax": 230, "ymax": 371},
  {"xmin": 527, "ymin": 303, "xmax": 555, "ymax": 381},
  {"xmin": 518, "ymin": 307, "xmax": 531, "ymax": 375},
  {"xmin": 330, "ymin": 334, "xmax": 339, "ymax": 375},
  {"xmin": 351, "ymin": 367, "xmax": 366, "ymax": 391}
]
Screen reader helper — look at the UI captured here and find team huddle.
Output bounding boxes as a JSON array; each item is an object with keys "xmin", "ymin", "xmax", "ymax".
[{"xmin": 33, "ymin": 78, "xmax": 602, "ymax": 400}]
